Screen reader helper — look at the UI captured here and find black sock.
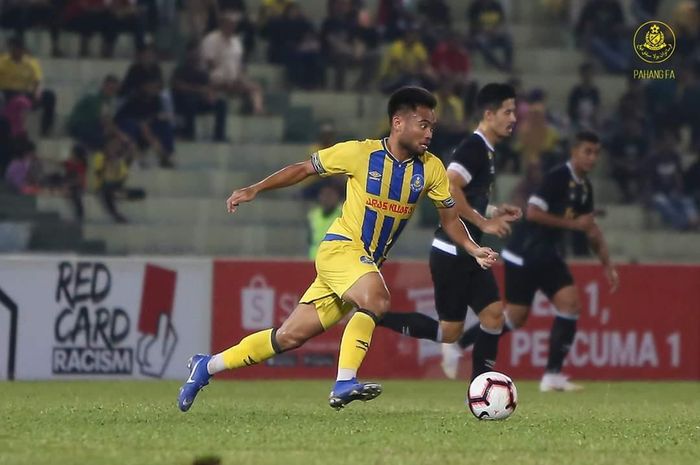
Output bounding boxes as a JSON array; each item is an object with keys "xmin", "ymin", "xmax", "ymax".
[
  {"xmin": 378, "ymin": 312, "xmax": 440, "ymax": 341},
  {"xmin": 471, "ymin": 327, "xmax": 500, "ymax": 380},
  {"xmin": 459, "ymin": 323, "xmax": 511, "ymax": 349},
  {"xmin": 545, "ymin": 316, "xmax": 577, "ymax": 373}
]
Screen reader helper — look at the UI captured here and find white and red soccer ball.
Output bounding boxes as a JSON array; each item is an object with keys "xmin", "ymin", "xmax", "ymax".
[{"xmin": 467, "ymin": 371, "xmax": 518, "ymax": 420}]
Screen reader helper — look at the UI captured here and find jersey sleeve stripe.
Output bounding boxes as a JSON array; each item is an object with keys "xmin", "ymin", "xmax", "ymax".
[
  {"xmin": 528, "ymin": 195, "xmax": 549, "ymax": 211},
  {"xmin": 311, "ymin": 152, "xmax": 326, "ymax": 175},
  {"xmin": 366, "ymin": 150, "xmax": 385, "ymax": 196},
  {"xmin": 447, "ymin": 162, "xmax": 472, "ymax": 184},
  {"xmin": 407, "ymin": 159, "xmax": 424, "ymax": 204}
]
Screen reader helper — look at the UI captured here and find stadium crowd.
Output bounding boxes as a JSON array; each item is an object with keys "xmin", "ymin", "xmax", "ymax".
[{"xmin": 0, "ymin": 0, "xmax": 699, "ymax": 231}]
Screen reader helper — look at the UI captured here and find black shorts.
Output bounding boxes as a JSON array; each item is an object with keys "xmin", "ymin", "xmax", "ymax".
[
  {"xmin": 429, "ymin": 247, "xmax": 501, "ymax": 322},
  {"xmin": 504, "ymin": 253, "xmax": 574, "ymax": 306}
]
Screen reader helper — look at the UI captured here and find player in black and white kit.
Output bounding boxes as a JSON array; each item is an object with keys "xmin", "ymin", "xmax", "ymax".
[
  {"xmin": 378, "ymin": 83, "xmax": 521, "ymax": 380},
  {"xmin": 452, "ymin": 131, "xmax": 620, "ymax": 390}
]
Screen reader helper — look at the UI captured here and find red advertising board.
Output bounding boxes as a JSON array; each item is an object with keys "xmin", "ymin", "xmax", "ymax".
[{"xmin": 212, "ymin": 260, "xmax": 700, "ymax": 380}]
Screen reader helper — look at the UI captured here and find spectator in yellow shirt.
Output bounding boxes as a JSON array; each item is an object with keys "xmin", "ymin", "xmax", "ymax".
[
  {"xmin": 432, "ymin": 80, "xmax": 468, "ymax": 158},
  {"xmin": 92, "ymin": 136, "xmax": 145, "ymax": 223},
  {"xmin": 379, "ymin": 26, "xmax": 435, "ymax": 93},
  {"xmin": 0, "ymin": 37, "xmax": 56, "ymax": 135}
]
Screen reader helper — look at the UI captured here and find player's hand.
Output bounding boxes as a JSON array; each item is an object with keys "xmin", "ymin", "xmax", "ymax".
[
  {"xmin": 605, "ymin": 265, "xmax": 619, "ymax": 293},
  {"xmin": 472, "ymin": 247, "xmax": 499, "ymax": 269},
  {"xmin": 571, "ymin": 214, "xmax": 595, "ymax": 232},
  {"xmin": 226, "ymin": 186, "xmax": 258, "ymax": 213},
  {"xmin": 482, "ymin": 217, "xmax": 512, "ymax": 238},
  {"xmin": 496, "ymin": 203, "xmax": 522, "ymax": 221}
]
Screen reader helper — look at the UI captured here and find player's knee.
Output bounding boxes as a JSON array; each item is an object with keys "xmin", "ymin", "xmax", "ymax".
[
  {"xmin": 355, "ymin": 292, "xmax": 391, "ymax": 318},
  {"xmin": 479, "ymin": 309, "xmax": 505, "ymax": 331},
  {"xmin": 274, "ymin": 329, "xmax": 308, "ymax": 351}
]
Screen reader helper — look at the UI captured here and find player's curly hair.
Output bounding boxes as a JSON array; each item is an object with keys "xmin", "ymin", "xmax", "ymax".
[{"xmin": 387, "ymin": 86, "xmax": 437, "ymax": 119}]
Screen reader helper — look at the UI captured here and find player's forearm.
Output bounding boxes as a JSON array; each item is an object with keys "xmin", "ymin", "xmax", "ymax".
[
  {"xmin": 526, "ymin": 205, "xmax": 577, "ymax": 230},
  {"xmin": 250, "ymin": 161, "xmax": 315, "ymax": 194},
  {"xmin": 441, "ymin": 212, "xmax": 480, "ymax": 255},
  {"xmin": 450, "ymin": 184, "xmax": 487, "ymax": 230},
  {"xmin": 588, "ymin": 225, "xmax": 611, "ymax": 267}
]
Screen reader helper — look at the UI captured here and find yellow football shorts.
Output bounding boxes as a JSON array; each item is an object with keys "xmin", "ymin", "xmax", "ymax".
[{"xmin": 300, "ymin": 240, "xmax": 380, "ymax": 329}]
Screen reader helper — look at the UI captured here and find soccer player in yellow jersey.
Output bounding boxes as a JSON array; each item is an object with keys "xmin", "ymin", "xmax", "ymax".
[{"xmin": 178, "ymin": 87, "xmax": 499, "ymax": 412}]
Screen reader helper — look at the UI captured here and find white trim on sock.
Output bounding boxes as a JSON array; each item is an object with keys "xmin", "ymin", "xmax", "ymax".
[
  {"xmin": 480, "ymin": 324, "xmax": 503, "ymax": 336},
  {"xmin": 436, "ymin": 326, "xmax": 443, "ymax": 343},
  {"xmin": 553, "ymin": 309, "xmax": 579, "ymax": 320},
  {"xmin": 336, "ymin": 368, "xmax": 356, "ymax": 381},
  {"xmin": 207, "ymin": 353, "xmax": 226, "ymax": 375}
]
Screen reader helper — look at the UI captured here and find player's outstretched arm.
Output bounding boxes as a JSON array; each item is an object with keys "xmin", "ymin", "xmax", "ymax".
[
  {"xmin": 226, "ymin": 160, "xmax": 317, "ymax": 213},
  {"xmin": 587, "ymin": 224, "xmax": 619, "ymax": 292},
  {"xmin": 438, "ymin": 206, "xmax": 499, "ymax": 269},
  {"xmin": 526, "ymin": 204, "xmax": 595, "ymax": 232},
  {"xmin": 447, "ymin": 170, "xmax": 514, "ymax": 238}
]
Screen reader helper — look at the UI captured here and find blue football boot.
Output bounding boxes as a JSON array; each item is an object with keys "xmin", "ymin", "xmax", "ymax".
[
  {"xmin": 328, "ymin": 378, "xmax": 383, "ymax": 410},
  {"xmin": 178, "ymin": 354, "xmax": 212, "ymax": 412}
]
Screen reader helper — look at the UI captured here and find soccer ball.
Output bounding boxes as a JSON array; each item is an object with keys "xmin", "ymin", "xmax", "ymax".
[{"xmin": 467, "ymin": 371, "xmax": 518, "ymax": 420}]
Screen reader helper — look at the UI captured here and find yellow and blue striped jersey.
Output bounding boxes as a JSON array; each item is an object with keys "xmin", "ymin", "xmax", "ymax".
[{"xmin": 311, "ymin": 138, "xmax": 455, "ymax": 264}]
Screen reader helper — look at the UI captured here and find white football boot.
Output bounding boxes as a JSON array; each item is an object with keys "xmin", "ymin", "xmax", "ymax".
[{"xmin": 540, "ymin": 373, "xmax": 583, "ymax": 392}]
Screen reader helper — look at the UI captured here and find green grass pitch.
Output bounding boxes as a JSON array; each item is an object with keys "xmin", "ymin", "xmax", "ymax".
[{"xmin": 1, "ymin": 380, "xmax": 698, "ymax": 465}]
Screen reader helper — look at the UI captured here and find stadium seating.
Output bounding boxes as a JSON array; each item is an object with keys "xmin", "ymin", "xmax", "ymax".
[{"xmin": 5, "ymin": 1, "xmax": 697, "ymax": 262}]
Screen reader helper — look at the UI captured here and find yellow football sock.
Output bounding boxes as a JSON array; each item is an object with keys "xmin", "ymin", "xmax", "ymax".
[
  {"xmin": 221, "ymin": 328, "xmax": 278, "ymax": 369},
  {"xmin": 337, "ymin": 310, "xmax": 377, "ymax": 380}
]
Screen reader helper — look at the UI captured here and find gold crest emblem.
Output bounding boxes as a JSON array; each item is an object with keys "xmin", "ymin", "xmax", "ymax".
[{"xmin": 634, "ymin": 21, "xmax": 675, "ymax": 64}]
